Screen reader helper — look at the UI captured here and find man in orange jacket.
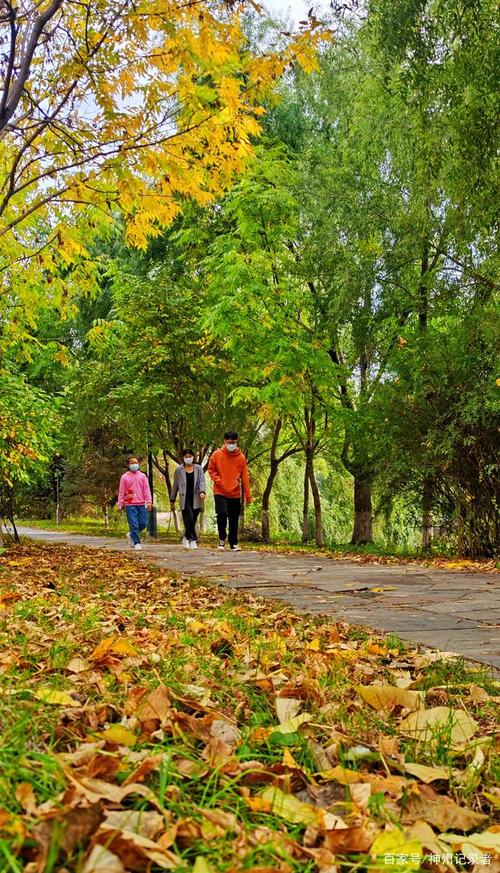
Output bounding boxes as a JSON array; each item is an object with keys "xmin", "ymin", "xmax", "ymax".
[{"xmin": 208, "ymin": 430, "xmax": 251, "ymax": 551}]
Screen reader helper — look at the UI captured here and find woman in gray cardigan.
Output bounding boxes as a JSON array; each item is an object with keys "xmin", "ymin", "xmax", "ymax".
[{"xmin": 170, "ymin": 449, "xmax": 206, "ymax": 549}]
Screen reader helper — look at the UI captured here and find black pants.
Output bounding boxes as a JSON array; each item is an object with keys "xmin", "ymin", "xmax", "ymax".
[
  {"xmin": 215, "ymin": 495, "xmax": 241, "ymax": 546},
  {"xmin": 182, "ymin": 505, "xmax": 200, "ymax": 542}
]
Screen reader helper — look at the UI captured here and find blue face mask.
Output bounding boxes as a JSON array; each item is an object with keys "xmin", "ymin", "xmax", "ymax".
[
  {"xmin": 226, "ymin": 443, "xmax": 237, "ymax": 452},
  {"xmin": 129, "ymin": 463, "xmax": 140, "ymax": 471}
]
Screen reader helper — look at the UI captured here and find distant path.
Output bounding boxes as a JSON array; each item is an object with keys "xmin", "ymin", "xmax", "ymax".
[{"xmin": 10, "ymin": 526, "xmax": 500, "ymax": 670}]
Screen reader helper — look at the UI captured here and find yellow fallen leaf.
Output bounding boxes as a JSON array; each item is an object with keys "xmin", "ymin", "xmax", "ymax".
[
  {"xmin": 282, "ymin": 748, "xmax": 300, "ymax": 769},
  {"xmin": 404, "ymin": 763, "xmax": 450, "ymax": 783},
  {"xmin": 399, "ymin": 707, "xmax": 478, "ymax": 745},
  {"xmin": 370, "ymin": 586, "xmax": 397, "ymax": 593},
  {"xmin": 245, "ymin": 796, "xmax": 272, "ymax": 813},
  {"xmin": 100, "ymin": 725, "xmax": 137, "ymax": 747},
  {"xmin": 306, "ymin": 637, "xmax": 320, "ymax": 651},
  {"xmin": 192, "ymin": 858, "xmax": 213, "ymax": 873},
  {"xmin": 356, "ymin": 684, "xmax": 423, "ymax": 712},
  {"xmin": 89, "ymin": 636, "xmax": 137, "ymax": 661},
  {"xmin": 35, "ymin": 688, "xmax": 78, "ymax": 706},
  {"xmin": 483, "ymin": 792, "xmax": 500, "ymax": 809},
  {"xmin": 317, "ymin": 766, "xmax": 361, "ymax": 785},
  {"xmin": 370, "ymin": 830, "xmax": 422, "ymax": 868},
  {"xmin": 273, "ymin": 712, "xmax": 312, "ymax": 734},
  {"xmin": 260, "ymin": 786, "xmax": 319, "ymax": 825}
]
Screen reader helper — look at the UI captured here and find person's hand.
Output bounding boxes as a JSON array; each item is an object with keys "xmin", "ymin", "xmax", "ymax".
[
  {"xmin": 199, "ymin": 492, "xmax": 206, "ymax": 501},
  {"xmin": 118, "ymin": 505, "xmax": 124, "ymax": 512},
  {"xmin": 246, "ymin": 498, "xmax": 252, "ymax": 505},
  {"xmin": 147, "ymin": 503, "xmax": 153, "ymax": 512}
]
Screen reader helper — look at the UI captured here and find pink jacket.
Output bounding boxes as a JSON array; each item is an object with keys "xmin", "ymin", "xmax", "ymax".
[{"xmin": 118, "ymin": 471, "xmax": 152, "ymax": 508}]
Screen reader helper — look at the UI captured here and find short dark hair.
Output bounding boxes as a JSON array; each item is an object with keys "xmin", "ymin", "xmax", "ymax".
[
  {"xmin": 182, "ymin": 448, "xmax": 195, "ymax": 457},
  {"xmin": 224, "ymin": 431, "xmax": 238, "ymax": 440}
]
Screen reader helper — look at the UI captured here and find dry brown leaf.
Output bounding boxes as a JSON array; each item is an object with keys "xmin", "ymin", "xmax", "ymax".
[
  {"xmin": 15, "ymin": 782, "xmax": 37, "ymax": 815},
  {"xmin": 95, "ymin": 827, "xmax": 180, "ymax": 869},
  {"xmin": 402, "ymin": 784, "xmax": 488, "ymax": 831},
  {"xmin": 100, "ymin": 809, "xmax": 165, "ymax": 840},
  {"xmin": 324, "ymin": 826, "xmax": 375, "ymax": 854}
]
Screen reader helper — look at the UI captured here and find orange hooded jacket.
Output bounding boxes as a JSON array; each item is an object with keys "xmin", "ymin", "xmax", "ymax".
[{"xmin": 208, "ymin": 445, "xmax": 251, "ymax": 502}]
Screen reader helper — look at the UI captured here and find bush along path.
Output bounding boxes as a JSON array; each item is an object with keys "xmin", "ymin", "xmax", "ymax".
[{"xmin": 0, "ymin": 542, "xmax": 499, "ymax": 873}]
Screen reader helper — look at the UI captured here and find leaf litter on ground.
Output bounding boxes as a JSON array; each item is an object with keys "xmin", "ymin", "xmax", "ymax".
[{"xmin": 0, "ymin": 542, "xmax": 498, "ymax": 872}]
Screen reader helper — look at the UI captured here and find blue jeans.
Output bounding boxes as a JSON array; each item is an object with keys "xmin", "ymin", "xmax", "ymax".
[{"xmin": 125, "ymin": 505, "xmax": 148, "ymax": 545}]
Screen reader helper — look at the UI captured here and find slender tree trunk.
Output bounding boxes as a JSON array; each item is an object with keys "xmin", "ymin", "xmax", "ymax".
[
  {"xmin": 351, "ymin": 474, "xmax": 373, "ymax": 544},
  {"xmin": 421, "ymin": 476, "xmax": 433, "ymax": 551},
  {"xmin": 4, "ymin": 486, "xmax": 20, "ymax": 544},
  {"xmin": 308, "ymin": 460, "xmax": 324, "ymax": 547},
  {"xmin": 262, "ymin": 462, "xmax": 279, "ymax": 543},
  {"xmin": 261, "ymin": 418, "xmax": 284, "ymax": 543},
  {"xmin": 104, "ymin": 505, "xmax": 109, "ymax": 529},
  {"xmin": 302, "ymin": 459, "xmax": 311, "ymax": 543}
]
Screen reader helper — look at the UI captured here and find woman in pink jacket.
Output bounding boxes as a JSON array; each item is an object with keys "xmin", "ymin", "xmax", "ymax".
[{"xmin": 117, "ymin": 457, "xmax": 152, "ymax": 551}]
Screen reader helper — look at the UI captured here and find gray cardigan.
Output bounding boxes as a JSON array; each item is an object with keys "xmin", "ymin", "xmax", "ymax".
[{"xmin": 170, "ymin": 464, "xmax": 206, "ymax": 510}]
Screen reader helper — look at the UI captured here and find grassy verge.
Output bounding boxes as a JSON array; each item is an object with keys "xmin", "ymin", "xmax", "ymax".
[{"xmin": 0, "ymin": 542, "xmax": 498, "ymax": 872}]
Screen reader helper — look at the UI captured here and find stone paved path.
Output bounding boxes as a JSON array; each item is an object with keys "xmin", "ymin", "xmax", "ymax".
[{"xmin": 11, "ymin": 526, "xmax": 500, "ymax": 670}]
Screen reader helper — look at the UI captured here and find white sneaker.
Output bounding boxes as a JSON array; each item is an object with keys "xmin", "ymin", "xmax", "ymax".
[
  {"xmin": 189, "ymin": 541, "xmax": 198, "ymax": 549},
  {"xmin": 217, "ymin": 540, "xmax": 226, "ymax": 550},
  {"xmin": 230, "ymin": 544, "xmax": 242, "ymax": 551},
  {"xmin": 182, "ymin": 536, "xmax": 189, "ymax": 547},
  {"xmin": 126, "ymin": 532, "xmax": 134, "ymax": 549},
  {"xmin": 134, "ymin": 543, "xmax": 143, "ymax": 551}
]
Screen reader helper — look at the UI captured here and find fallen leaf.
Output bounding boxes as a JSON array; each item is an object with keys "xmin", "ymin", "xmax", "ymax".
[
  {"xmin": 356, "ymin": 684, "xmax": 423, "ymax": 712},
  {"xmin": 15, "ymin": 782, "xmax": 37, "ymax": 815},
  {"xmin": 100, "ymin": 725, "xmax": 137, "ymax": 747},
  {"xmin": 402, "ymin": 784, "xmax": 488, "ymax": 831},
  {"xmin": 273, "ymin": 712, "xmax": 312, "ymax": 735},
  {"xmin": 66, "ymin": 656, "xmax": 91, "ymax": 673},
  {"xmin": 275, "ymin": 697, "xmax": 302, "ymax": 724},
  {"xmin": 370, "ymin": 829, "xmax": 422, "ymax": 868},
  {"xmin": 404, "ymin": 763, "xmax": 450, "ymax": 783},
  {"xmin": 259, "ymin": 786, "xmax": 319, "ymax": 825},
  {"xmin": 35, "ymin": 687, "xmax": 78, "ymax": 706},
  {"xmin": 399, "ymin": 707, "xmax": 478, "ymax": 745},
  {"xmin": 324, "ymin": 826, "xmax": 375, "ymax": 854},
  {"xmin": 83, "ymin": 845, "xmax": 126, "ymax": 873},
  {"xmin": 439, "ymin": 830, "xmax": 500, "ymax": 853},
  {"xmin": 192, "ymin": 857, "xmax": 213, "ymax": 873}
]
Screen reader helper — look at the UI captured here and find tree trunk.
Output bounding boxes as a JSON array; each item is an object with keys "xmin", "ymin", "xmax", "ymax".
[
  {"xmin": 302, "ymin": 459, "xmax": 311, "ymax": 543},
  {"xmin": 351, "ymin": 475, "xmax": 373, "ymax": 544},
  {"xmin": 104, "ymin": 505, "xmax": 109, "ymax": 529},
  {"xmin": 261, "ymin": 461, "xmax": 279, "ymax": 543},
  {"xmin": 421, "ymin": 476, "xmax": 433, "ymax": 551},
  {"xmin": 308, "ymin": 460, "xmax": 324, "ymax": 547}
]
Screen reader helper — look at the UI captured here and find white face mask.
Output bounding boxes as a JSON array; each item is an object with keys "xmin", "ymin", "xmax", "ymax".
[
  {"xmin": 129, "ymin": 463, "xmax": 140, "ymax": 471},
  {"xmin": 183, "ymin": 457, "xmax": 194, "ymax": 465},
  {"xmin": 226, "ymin": 443, "xmax": 237, "ymax": 452}
]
